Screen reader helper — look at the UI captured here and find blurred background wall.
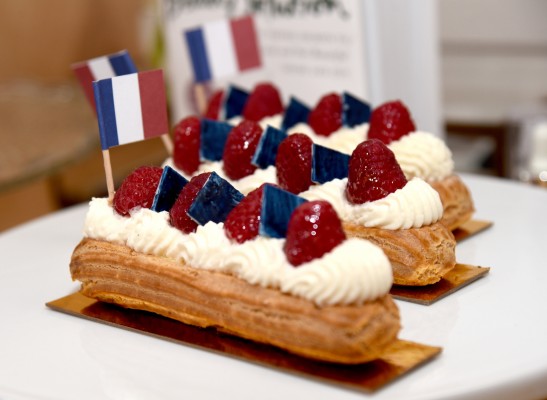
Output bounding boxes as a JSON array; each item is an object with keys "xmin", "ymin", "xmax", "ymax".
[
  {"xmin": 0, "ymin": 0, "xmax": 546, "ymax": 232},
  {"xmin": 0, "ymin": 0, "xmax": 152, "ymax": 82},
  {"xmin": 0, "ymin": 0, "xmax": 164, "ymax": 231},
  {"xmin": 440, "ymin": 0, "xmax": 547, "ymax": 179}
]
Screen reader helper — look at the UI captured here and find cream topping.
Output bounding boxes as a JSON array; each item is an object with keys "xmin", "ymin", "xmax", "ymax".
[
  {"xmin": 164, "ymin": 155, "xmax": 443, "ymax": 231},
  {"xmin": 162, "ymin": 158, "xmax": 277, "ymax": 196},
  {"xmin": 163, "ymin": 117, "xmax": 368, "ymax": 194},
  {"xmin": 225, "ymin": 236, "xmax": 287, "ymax": 288},
  {"xmin": 288, "ymin": 122, "xmax": 368, "ymax": 154},
  {"xmin": 228, "ymin": 115, "xmax": 367, "ymax": 154},
  {"xmin": 127, "ymin": 208, "xmax": 183, "ymax": 258},
  {"xmin": 83, "ymin": 198, "xmax": 133, "ymax": 244},
  {"xmin": 281, "ymin": 238, "xmax": 392, "ymax": 306},
  {"xmin": 389, "ymin": 131, "xmax": 454, "ymax": 181},
  {"xmin": 176, "ymin": 222, "xmax": 233, "ymax": 271},
  {"xmin": 227, "ymin": 114, "xmax": 283, "ymax": 130},
  {"xmin": 83, "ymin": 198, "xmax": 393, "ymax": 306},
  {"xmin": 259, "ymin": 114, "xmax": 284, "ymax": 130},
  {"xmin": 300, "ymin": 177, "xmax": 443, "ymax": 229}
]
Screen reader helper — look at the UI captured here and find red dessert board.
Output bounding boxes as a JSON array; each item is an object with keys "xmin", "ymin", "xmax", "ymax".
[
  {"xmin": 390, "ymin": 264, "xmax": 490, "ymax": 305},
  {"xmin": 47, "ymin": 292, "xmax": 441, "ymax": 393}
]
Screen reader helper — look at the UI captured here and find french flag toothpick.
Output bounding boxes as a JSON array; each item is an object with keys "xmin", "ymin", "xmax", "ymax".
[
  {"xmin": 184, "ymin": 15, "xmax": 261, "ymax": 83},
  {"xmin": 71, "ymin": 50, "xmax": 137, "ymax": 112},
  {"xmin": 93, "ymin": 69, "xmax": 169, "ymax": 150},
  {"xmin": 93, "ymin": 69, "xmax": 172, "ymax": 200}
]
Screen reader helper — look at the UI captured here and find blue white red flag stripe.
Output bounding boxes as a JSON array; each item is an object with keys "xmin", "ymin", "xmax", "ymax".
[
  {"xmin": 185, "ymin": 29, "xmax": 210, "ymax": 83},
  {"xmin": 184, "ymin": 15, "xmax": 261, "ymax": 82},
  {"xmin": 204, "ymin": 20, "xmax": 238, "ymax": 80},
  {"xmin": 93, "ymin": 70, "xmax": 168, "ymax": 150},
  {"xmin": 72, "ymin": 50, "xmax": 137, "ymax": 111},
  {"xmin": 230, "ymin": 17, "xmax": 261, "ymax": 71}
]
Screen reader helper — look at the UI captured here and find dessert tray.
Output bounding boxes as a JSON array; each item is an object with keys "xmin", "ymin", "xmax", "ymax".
[
  {"xmin": 47, "ymin": 292, "xmax": 441, "ymax": 393},
  {"xmin": 44, "ymin": 217, "xmax": 490, "ymax": 390},
  {"xmin": 5, "ymin": 174, "xmax": 545, "ymax": 400}
]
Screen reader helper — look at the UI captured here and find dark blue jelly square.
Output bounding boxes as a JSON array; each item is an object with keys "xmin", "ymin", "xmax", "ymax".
[
  {"xmin": 200, "ymin": 119, "xmax": 233, "ymax": 161},
  {"xmin": 281, "ymin": 97, "xmax": 311, "ymax": 130},
  {"xmin": 342, "ymin": 92, "xmax": 371, "ymax": 127},
  {"xmin": 311, "ymin": 144, "xmax": 350, "ymax": 184},
  {"xmin": 259, "ymin": 185, "xmax": 307, "ymax": 238},
  {"xmin": 224, "ymin": 85, "xmax": 249, "ymax": 119},
  {"xmin": 151, "ymin": 166, "xmax": 189, "ymax": 212},
  {"xmin": 251, "ymin": 126, "xmax": 288, "ymax": 169},
  {"xmin": 188, "ymin": 171, "xmax": 244, "ymax": 225}
]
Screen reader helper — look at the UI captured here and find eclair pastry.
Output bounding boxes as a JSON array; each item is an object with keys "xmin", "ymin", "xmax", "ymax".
[
  {"xmin": 69, "ymin": 172, "xmax": 401, "ymax": 364},
  {"xmin": 70, "ymin": 238, "xmax": 400, "ymax": 364},
  {"xmin": 301, "ymin": 139, "xmax": 457, "ymax": 286}
]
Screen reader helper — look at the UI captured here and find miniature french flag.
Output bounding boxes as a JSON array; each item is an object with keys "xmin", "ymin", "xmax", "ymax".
[
  {"xmin": 93, "ymin": 69, "xmax": 169, "ymax": 150},
  {"xmin": 184, "ymin": 15, "xmax": 261, "ymax": 83},
  {"xmin": 71, "ymin": 50, "xmax": 137, "ymax": 111}
]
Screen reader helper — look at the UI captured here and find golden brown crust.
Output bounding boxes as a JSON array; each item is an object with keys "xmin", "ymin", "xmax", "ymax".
[
  {"xmin": 430, "ymin": 174, "xmax": 475, "ymax": 231},
  {"xmin": 70, "ymin": 238, "xmax": 401, "ymax": 364},
  {"xmin": 343, "ymin": 221, "xmax": 456, "ymax": 286}
]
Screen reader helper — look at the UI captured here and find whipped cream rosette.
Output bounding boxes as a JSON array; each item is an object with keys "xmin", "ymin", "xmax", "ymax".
[{"xmin": 367, "ymin": 100, "xmax": 475, "ymax": 230}]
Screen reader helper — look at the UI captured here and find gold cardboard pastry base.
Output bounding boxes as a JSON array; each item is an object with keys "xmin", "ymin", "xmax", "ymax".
[
  {"xmin": 47, "ymin": 292, "xmax": 441, "ymax": 393},
  {"xmin": 388, "ymin": 219, "xmax": 493, "ymax": 305},
  {"xmin": 390, "ymin": 264, "xmax": 490, "ymax": 305},
  {"xmin": 453, "ymin": 219, "xmax": 493, "ymax": 242}
]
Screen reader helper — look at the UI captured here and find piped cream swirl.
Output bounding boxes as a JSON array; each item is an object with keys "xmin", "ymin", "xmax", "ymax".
[
  {"xmin": 127, "ymin": 208, "xmax": 183, "ymax": 257},
  {"xmin": 226, "ymin": 237, "xmax": 287, "ymax": 287},
  {"xmin": 176, "ymin": 222, "xmax": 232, "ymax": 271},
  {"xmin": 300, "ymin": 177, "xmax": 443, "ymax": 229},
  {"xmin": 281, "ymin": 238, "xmax": 392, "ymax": 306},
  {"xmin": 227, "ymin": 114, "xmax": 283, "ymax": 131},
  {"xmin": 288, "ymin": 122, "xmax": 367, "ymax": 154},
  {"xmin": 83, "ymin": 198, "xmax": 133, "ymax": 245},
  {"xmin": 348, "ymin": 179, "xmax": 443, "ymax": 229},
  {"xmin": 162, "ymin": 159, "xmax": 277, "ymax": 195},
  {"xmin": 389, "ymin": 131, "xmax": 454, "ymax": 181}
]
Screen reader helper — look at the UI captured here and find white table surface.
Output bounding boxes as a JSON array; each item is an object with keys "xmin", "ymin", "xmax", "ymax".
[{"xmin": 1, "ymin": 174, "xmax": 546, "ymax": 400}]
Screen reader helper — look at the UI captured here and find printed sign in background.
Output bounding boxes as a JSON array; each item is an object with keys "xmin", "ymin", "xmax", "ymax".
[{"xmin": 162, "ymin": 0, "xmax": 442, "ymax": 137}]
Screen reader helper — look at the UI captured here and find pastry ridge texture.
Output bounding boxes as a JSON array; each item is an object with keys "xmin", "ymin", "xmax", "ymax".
[
  {"xmin": 431, "ymin": 174, "xmax": 475, "ymax": 231},
  {"xmin": 70, "ymin": 238, "xmax": 401, "ymax": 364},
  {"xmin": 343, "ymin": 221, "xmax": 456, "ymax": 286}
]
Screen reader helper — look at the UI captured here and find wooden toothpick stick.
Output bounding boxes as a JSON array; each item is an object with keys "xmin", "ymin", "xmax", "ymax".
[
  {"xmin": 161, "ymin": 133, "xmax": 174, "ymax": 155},
  {"xmin": 194, "ymin": 83, "xmax": 208, "ymax": 116},
  {"xmin": 102, "ymin": 149, "xmax": 115, "ymax": 202}
]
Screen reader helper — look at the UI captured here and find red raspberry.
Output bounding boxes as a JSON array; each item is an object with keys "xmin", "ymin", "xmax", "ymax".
[
  {"xmin": 204, "ymin": 89, "xmax": 224, "ymax": 120},
  {"xmin": 275, "ymin": 134, "xmax": 313, "ymax": 194},
  {"xmin": 242, "ymin": 82, "xmax": 284, "ymax": 122},
  {"xmin": 169, "ymin": 172, "xmax": 211, "ymax": 233},
  {"xmin": 222, "ymin": 120, "xmax": 263, "ymax": 180},
  {"xmin": 308, "ymin": 93, "xmax": 342, "ymax": 136},
  {"xmin": 284, "ymin": 201, "xmax": 346, "ymax": 266},
  {"xmin": 173, "ymin": 116, "xmax": 201, "ymax": 176},
  {"xmin": 345, "ymin": 139, "xmax": 407, "ymax": 204},
  {"xmin": 113, "ymin": 166, "xmax": 163, "ymax": 217},
  {"xmin": 223, "ymin": 184, "xmax": 267, "ymax": 243},
  {"xmin": 367, "ymin": 100, "xmax": 416, "ymax": 144}
]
